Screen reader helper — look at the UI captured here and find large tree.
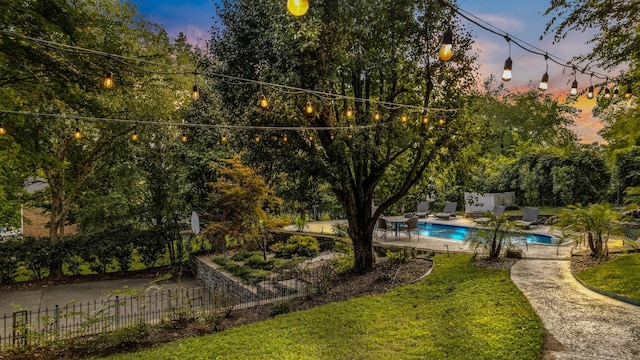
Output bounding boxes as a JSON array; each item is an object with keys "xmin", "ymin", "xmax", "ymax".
[{"xmin": 210, "ymin": 0, "xmax": 478, "ymax": 271}]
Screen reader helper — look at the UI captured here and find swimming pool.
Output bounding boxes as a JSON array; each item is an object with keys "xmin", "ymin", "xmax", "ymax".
[{"xmin": 399, "ymin": 222, "xmax": 555, "ymax": 245}]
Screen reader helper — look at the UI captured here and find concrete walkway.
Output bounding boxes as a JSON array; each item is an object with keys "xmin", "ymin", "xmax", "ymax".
[{"xmin": 511, "ymin": 260, "xmax": 640, "ymax": 360}]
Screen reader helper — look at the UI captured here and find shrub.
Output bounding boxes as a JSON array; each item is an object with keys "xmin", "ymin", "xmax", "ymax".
[
  {"xmin": 244, "ymin": 254, "xmax": 275, "ymax": 270},
  {"xmin": 0, "ymin": 239, "xmax": 19, "ymax": 284},
  {"xmin": 271, "ymin": 235, "xmax": 319, "ymax": 258}
]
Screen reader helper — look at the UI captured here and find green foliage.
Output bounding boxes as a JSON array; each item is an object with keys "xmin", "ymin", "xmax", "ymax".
[
  {"xmin": 575, "ymin": 254, "xmax": 640, "ymax": 302},
  {"xmin": 0, "ymin": 239, "xmax": 19, "ymax": 283},
  {"xmin": 271, "ymin": 235, "xmax": 319, "ymax": 259},
  {"xmin": 17, "ymin": 237, "xmax": 54, "ymax": 280},
  {"xmin": 612, "ymin": 147, "xmax": 640, "ymax": 202},
  {"xmin": 212, "ymin": 257, "xmax": 269, "ymax": 285},
  {"xmin": 551, "ymin": 203, "xmax": 622, "ymax": 259},
  {"xmin": 104, "ymin": 254, "xmax": 544, "ymax": 360},
  {"xmin": 269, "ymin": 300, "xmax": 293, "ymax": 317},
  {"xmin": 467, "ymin": 214, "xmax": 517, "ymax": 259}
]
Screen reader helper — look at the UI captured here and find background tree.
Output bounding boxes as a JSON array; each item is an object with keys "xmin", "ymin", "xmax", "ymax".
[{"xmin": 210, "ymin": 0, "xmax": 478, "ymax": 272}]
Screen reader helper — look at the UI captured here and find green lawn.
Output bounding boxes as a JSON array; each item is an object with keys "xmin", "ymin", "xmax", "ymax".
[
  {"xmin": 575, "ymin": 253, "xmax": 640, "ymax": 302},
  {"xmin": 101, "ymin": 254, "xmax": 544, "ymax": 360}
]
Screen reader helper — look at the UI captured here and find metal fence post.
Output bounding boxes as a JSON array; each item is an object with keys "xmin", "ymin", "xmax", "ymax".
[{"xmin": 115, "ymin": 296, "xmax": 120, "ymax": 330}]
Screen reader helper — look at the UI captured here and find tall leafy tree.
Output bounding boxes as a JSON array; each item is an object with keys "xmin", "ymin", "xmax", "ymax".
[{"xmin": 210, "ymin": 0, "xmax": 478, "ymax": 271}]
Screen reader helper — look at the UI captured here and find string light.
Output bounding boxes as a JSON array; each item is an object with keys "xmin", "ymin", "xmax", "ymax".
[
  {"xmin": 283, "ymin": 134, "xmax": 288, "ymax": 142},
  {"xmin": 181, "ymin": 133, "xmax": 188, "ymax": 143},
  {"xmin": 74, "ymin": 128, "xmax": 82, "ymax": 139},
  {"xmin": 330, "ymin": 132, "xmax": 335, "ymax": 140},
  {"xmin": 258, "ymin": 94, "xmax": 269, "ymax": 109},
  {"xmin": 0, "ymin": 123, "xmax": 6, "ymax": 135},
  {"xmin": 373, "ymin": 111, "xmax": 381, "ymax": 121},
  {"xmin": 345, "ymin": 106, "xmax": 353, "ymax": 119},
  {"xmin": 287, "ymin": 0, "xmax": 309, "ymax": 17},
  {"xmin": 131, "ymin": 131, "xmax": 139, "ymax": 142},
  {"xmin": 625, "ymin": 82, "xmax": 633, "ymax": 99},
  {"xmin": 613, "ymin": 86, "xmax": 619, "ymax": 98},
  {"xmin": 221, "ymin": 135, "xmax": 228, "ymax": 143},
  {"xmin": 538, "ymin": 55, "xmax": 549, "ymax": 92},
  {"xmin": 103, "ymin": 71, "xmax": 114, "ymax": 89},
  {"xmin": 304, "ymin": 101, "xmax": 314, "ymax": 115},
  {"xmin": 191, "ymin": 71, "xmax": 200, "ymax": 100},
  {"xmin": 439, "ymin": 27, "xmax": 453, "ymax": 61},
  {"xmin": 421, "ymin": 114, "xmax": 429, "ymax": 125},
  {"xmin": 604, "ymin": 86, "xmax": 611, "ymax": 99},
  {"xmin": 401, "ymin": 113, "xmax": 408, "ymax": 124},
  {"xmin": 501, "ymin": 36, "xmax": 512, "ymax": 82},
  {"xmin": 587, "ymin": 74, "xmax": 595, "ymax": 99},
  {"xmin": 254, "ymin": 135, "xmax": 260, "ymax": 143},
  {"xmin": 570, "ymin": 67, "xmax": 578, "ymax": 96},
  {"xmin": 438, "ymin": 118, "xmax": 446, "ymax": 125}
]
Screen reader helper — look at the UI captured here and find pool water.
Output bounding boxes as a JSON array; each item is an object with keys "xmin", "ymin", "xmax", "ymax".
[{"xmin": 408, "ymin": 222, "xmax": 555, "ymax": 245}]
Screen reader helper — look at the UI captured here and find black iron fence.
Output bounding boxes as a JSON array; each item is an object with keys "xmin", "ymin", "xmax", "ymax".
[{"xmin": 0, "ymin": 265, "xmax": 331, "ymax": 350}]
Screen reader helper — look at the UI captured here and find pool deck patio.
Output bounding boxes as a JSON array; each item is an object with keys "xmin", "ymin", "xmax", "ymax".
[{"xmin": 289, "ymin": 216, "xmax": 576, "ymax": 260}]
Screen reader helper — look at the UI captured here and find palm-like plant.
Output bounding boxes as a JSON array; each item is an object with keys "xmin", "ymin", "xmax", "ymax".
[
  {"xmin": 467, "ymin": 213, "xmax": 517, "ymax": 259},
  {"xmin": 551, "ymin": 203, "xmax": 620, "ymax": 259}
]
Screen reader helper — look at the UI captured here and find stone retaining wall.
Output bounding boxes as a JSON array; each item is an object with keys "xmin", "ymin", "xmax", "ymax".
[{"xmin": 193, "ymin": 255, "xmax": 260, "ymax": 304}]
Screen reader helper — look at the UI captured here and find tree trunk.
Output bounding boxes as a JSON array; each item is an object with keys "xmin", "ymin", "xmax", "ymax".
[{"xmin": 346, "ymin": 203, "xmax": 376, "ymax": 272}]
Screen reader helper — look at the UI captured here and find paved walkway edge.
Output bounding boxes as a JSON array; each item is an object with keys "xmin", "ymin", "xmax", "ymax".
[{"xmin": 570, "ymin": 267, "xmax": 640, "ymax": 306}]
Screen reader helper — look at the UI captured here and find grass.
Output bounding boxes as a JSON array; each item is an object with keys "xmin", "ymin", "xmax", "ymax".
[
  {"xmin": 101, "ymin": 254, "xmax": 544, "ymax": 360},
  {"xmin": 575, "ymin": 253, "xmax": 640, "ymax": 302}
]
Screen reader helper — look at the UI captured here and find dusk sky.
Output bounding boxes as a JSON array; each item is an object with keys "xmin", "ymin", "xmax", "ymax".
[{"xmin": 129, "ymin": 0, "xmax": 608, "ymax": 143}]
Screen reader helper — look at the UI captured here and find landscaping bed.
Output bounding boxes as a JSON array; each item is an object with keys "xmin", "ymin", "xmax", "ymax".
[{"xmin": 572, "ymin": 253, "xmax": 640, "ymax": 302}]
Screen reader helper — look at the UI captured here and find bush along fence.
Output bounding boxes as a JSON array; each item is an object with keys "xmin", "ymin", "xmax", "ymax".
[{"xmin": 0, "ymin": 264, "xmax": 332, "ymax": 350}]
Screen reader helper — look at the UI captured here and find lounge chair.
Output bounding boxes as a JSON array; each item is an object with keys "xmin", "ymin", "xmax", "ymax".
[
  {"xmin": 398, "ymin": 216, "xmax": 419, "ymax": 241},
  {"xmin": 376, "ymin": 216, "xmax": 392, "ymax": 241},
  {"xmin": 475, "ymin": 205, "xmax": 506, "ymax": 225},
  {"xmin": 435, "ymin": 201, "xmax": 457, "ymax": 219},
  {"xmin": 516, "ymin": 207, "xmax": 539, "ymax": 229},
  {"xmin": 416, "ymin": 201, "xmax": 430, "ymax": 218}
]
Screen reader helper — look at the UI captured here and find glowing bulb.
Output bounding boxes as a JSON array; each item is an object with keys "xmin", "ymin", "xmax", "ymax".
[
  {"xmin": 538, "ymin": 72, "xmax": 549, "ymax": 91},
  {"xmin": 625, "ymin": 83, "xmax": 633, "ymax": 99},
  {"xmin": 283, "ymin": 134, "xmax": 288, "ymax": 142},
  {"xmin": 221, "ymin": 135, "xmax": 228, "ymax": 143},
  {"xmin": 131, "ymin": 131, "xmax": 139, "ymax": 142},
  {"xmin": 587, "ymin": 85, "xmax": 594, "ymax": 99},
  {"xmin": 192, "ymin": 84, "xmax": 200, "ymax": 100},
  {"xmin": 613, "ymin": 87, "xmax": 619, "ymax": 97},
  {"xmin": 373, "ymin": 111, "xmax": 381, "ymax": 121},
  {"xmin": 401, "ymin": 113, "xmax": 407, "ymax": 124},
  {"xmin": 308, "ymin": 134, "xmax": 313, "ymax": 141},
  {"xmin": 347, "ymin": 132, "xmax": 353, "ymax": 139},
  {"xmin": 258, "ymin": 94, "xmax": 269, "ymax": 109},
  {"xmin": 604, "ymin": 87, "xmax": 611, "ymax": 99},
  {"xmin": 0, "ymin": 123, "xmax": 6, "ymax": 135},
  {"xmin": 570, "ymin": 79, "xmax": 578, "ymax": 96},
  {"xmin": 287, "ymin": 0, "xmax": 309, "ymax": 16},
  {"xmin": 181, "ymin": 134, "xmax": 188, "ymax": 143},
  {"xmin": 255, "ymin": 135, "xmax": 260, "ymax": 143},
  {"xmin": 501, "ymin": 57, "xmax": 512, "ymax": 82},
  {"xmin": 103, "ymin": 71, "xmax": 114, "ymax": 89},
  {"xmin": 345, "ymin": 107, "xmax": 353, "ymax": 119},
  {"xmin": 304, "ymin": 101, "xmax": 314, "ymax": 115},
  {"xmin": 330, "ymin": 132, "xmax": 335, "ymax": 140},
  {"xmin": 438, "ymin": 118, "xmax": 446, "ymax": 125},
  {"xmin": 74, "ymin": 128, "xmax": 82, "ymax": 140},
  {"xmin": 439, "ymin": 28, "xmax": 453, "ymax": 61},
  {"xmin": 421, "ymin": 114, "xmax": 429, "ymax": 125}
]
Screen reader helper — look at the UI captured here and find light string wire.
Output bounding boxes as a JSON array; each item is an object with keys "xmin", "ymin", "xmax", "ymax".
[
  {"xmin": 0, "ymin": 110, "xmax": 397, "ymax": 131},
  {"xmin": 438, "ymin": 0, "xmax": 615, "ymax": 83},
  {"xmin": 0, "ymin": 29, "xmax": 458, "ymax": 114}
]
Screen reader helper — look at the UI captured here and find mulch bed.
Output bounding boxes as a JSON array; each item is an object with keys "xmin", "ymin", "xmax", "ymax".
[
  {"xmin": 571, "ymin": 253, "xmax": 623, "ymax": 273},
  {"xmin": 0, "ymin": 258, "xmax": 432, "ymax": 360}
]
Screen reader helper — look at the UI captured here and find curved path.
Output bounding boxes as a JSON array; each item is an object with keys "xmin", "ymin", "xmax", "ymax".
[{"xmin": 511, "ymin": 259, "xmax": 640, "ymax": 360}]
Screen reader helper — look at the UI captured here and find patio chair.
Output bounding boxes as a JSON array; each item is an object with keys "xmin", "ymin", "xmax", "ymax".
[
  {"xmin": 516, "ymin": 207, "xmax": 539, "ymax": 229},
  {"xmin": 376, "ymin": 216, "xmax": 392, "ymax": 241},
  {"xmin": 475, "ymin": 205, "xmax": 506, "ymax": 225},
  {"xmin": 416, "ymin": 201, "xmax": 430, "ymax": 218},
  {"xmin": 398, "ymin": 216, "xmax": 419, "ymax": 241},
  {"xmin": 435, "ymin": 201, "xmax": 457, "ymax": 219}
]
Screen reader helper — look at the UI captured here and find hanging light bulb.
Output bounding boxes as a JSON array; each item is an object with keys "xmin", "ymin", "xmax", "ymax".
[
  {"xmin": 587, "ymin": 85, "xmax": 595, "ymax": 99},
  {"xmin": 538, "ymin": 72, "xmax": 549, "ymax": 91},
  {"xmin": 400, "ymin": 113, "xmax": 408, "ymax": 124},
  {"xmin": 373, "ymin": 111, "xmax": 381, "ymax": 121},
  {"xmin": 330, "ymin": 132, "xmax": 335, "ymax": 140},
  {"xmin": 191, "ymin": 84, "xmax": 200, "ymax": 100},
  {"xmin": 103, "ymin": 71, "xmax": 114, "ymax": 89},
  {"xmin": 304, "ymin": 101, "xmax": 314, "ymax": 115},
  {"xmin": 604, "ymin": 86, "xmax": 611, "ymax": 99},
  {"xmin": 502, "ymin": 57, "xmax": 513, "ymax": 82},
  {"xmin": 255, "ymin": 135, "xmax": 260, "ymax": 143},
  {"xmin": 613, "ymin": 87, "xmax": 619, "ymax": 97},
  {"xmin": 221, "ymin": 135, "xmax": 228, "ymax": 143},
  {"xmin": 570, "ymin": 79, "xmax": 578, "ymax": 96},
  {"xmin": 308, "ymin": 134, "xmax": 314, "ymax": 141},
  {"xmin": 438, "ymin": 118, "xmax": 446, "ymax": 126},
  {"xmin": 131, "ymin": 131, "xmax": 139, "ymax": 142},
  {"xmin": 0, "ymin": 123, "xmax": 6, "ymax": 135},
  {"xmin": 287, "ymin": 0, "xmax": 309, "ymax": 16},
  {"xmin": 347, "ymin": 132, "xmax": 353, "ymax": 139},
  {"xmin": 74, "ymin": 128, "xmax": 82, "ymax": 140},
  {"xmin": 439, "ymin": 27, "xmax": 453, "ymax": 61},
  {"xmin": 283, "ymin": 134, "xmax": 288, "ymax": 142},
  {"xmin": 258, "ymin": 94, "xmax": 269, "ymax": 109},
  {"xmin": 421, "ymin": 114, "xmax": 429, "ymax": 125},
  {"xmin": 181, "ymin": 134, "xmax": 188, "ymax": 143},
  {"xmin": 625, "ymin": 82, "xmax": 633, "ymax": 99},
  {"xmin": 345, "ymin": 106, "xmax": 353, "ymax": 119}
]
